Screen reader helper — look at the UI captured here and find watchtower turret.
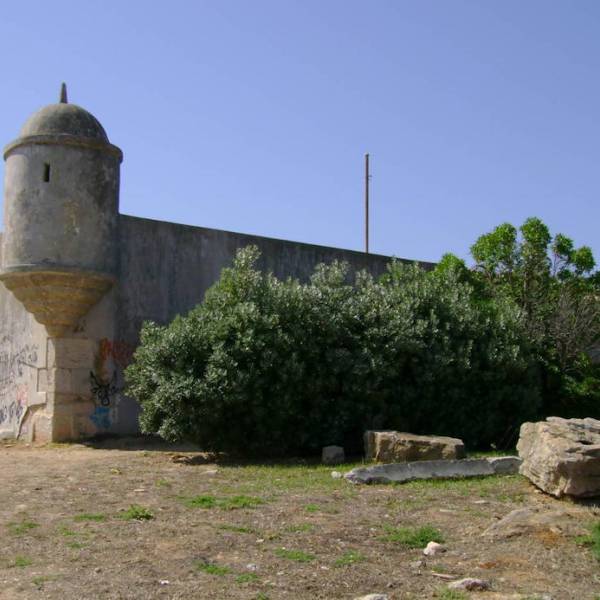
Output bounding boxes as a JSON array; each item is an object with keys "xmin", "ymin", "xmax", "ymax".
[{"xmin": 0, "ymin": 84, "xmax": 123, "ymax": 336}]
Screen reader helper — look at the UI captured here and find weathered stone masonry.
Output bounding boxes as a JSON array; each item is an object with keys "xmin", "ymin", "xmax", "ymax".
[{"xmin": 0, "ymin": 87, "xmax": 432, "ymax": 442}]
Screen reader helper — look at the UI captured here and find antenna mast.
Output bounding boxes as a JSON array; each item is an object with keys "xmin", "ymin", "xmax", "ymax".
[{"xmin": 365, "ymin": 153, "xmax": 370, "ymax": 253}]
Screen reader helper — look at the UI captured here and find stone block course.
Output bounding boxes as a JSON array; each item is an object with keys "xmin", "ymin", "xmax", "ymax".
[{"xmin": 47, "ymin": 338, "xmax": 96, "ymax": 370}]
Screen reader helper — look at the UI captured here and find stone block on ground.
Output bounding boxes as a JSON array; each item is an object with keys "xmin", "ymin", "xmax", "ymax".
[
  {"xmin": 344, "ymin": 456, "xmax": 520, "ymax": 484},
  {"xmin": 322, "ymin": 445, "xmax": 345, "ymax": 465},
  {"xmin": 364, "ymin": 430, "xmax": 465, "ymax": 462},
  {"xmin": 517, "ymin": 416, "xmax": 600, "ymax": 498},
  {"xmin": 487, "ymin": 456, "xmax": 522, "ymax": 475}
]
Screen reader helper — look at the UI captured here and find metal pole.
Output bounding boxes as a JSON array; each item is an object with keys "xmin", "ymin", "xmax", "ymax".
[{"xmin": 365, "ymin": 153, "xmax": 370, "ymax": 253}]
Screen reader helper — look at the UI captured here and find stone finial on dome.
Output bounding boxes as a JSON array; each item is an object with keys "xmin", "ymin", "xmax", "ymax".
[{"xmin": 60, "ymin": 82, "xmax": 68, "ymax": 104}]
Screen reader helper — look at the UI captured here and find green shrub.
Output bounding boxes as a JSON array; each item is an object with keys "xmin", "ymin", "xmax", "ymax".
[{"xmin": 126, "ymin": 246, "xmax": 539, "ymax": 456}]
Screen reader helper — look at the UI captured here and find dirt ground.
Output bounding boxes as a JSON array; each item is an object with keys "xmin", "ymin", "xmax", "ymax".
[{"xmin": 0, "ymin": 440, "xmax": 598, "ymax": 600}]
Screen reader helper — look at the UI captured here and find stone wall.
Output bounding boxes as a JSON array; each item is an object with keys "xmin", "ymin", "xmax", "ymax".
[
  {"xmin": 0, "ymin": 217, "xmax": 433, "ymax": 441},
  {"xmin": 115, "ymin": 215, "xmax": 433, "ymax": 344}
]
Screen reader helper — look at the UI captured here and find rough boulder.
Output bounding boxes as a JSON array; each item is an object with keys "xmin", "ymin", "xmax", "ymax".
[
  {"xmin": 517, "ymin": 416, "xmax": 600, "ymax": 498},
  {"xmin": 364, "ymin": 430, "xmax": 465, "ymax": 462}
]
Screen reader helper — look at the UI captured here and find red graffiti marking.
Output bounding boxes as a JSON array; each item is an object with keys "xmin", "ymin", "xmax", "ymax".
[{"xmin": 98, "ymin": 339, "xmax": 134, "ymax": 370}]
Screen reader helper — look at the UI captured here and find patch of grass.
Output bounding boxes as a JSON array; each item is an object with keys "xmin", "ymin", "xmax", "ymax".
[
  {"xmin": 437, "ymin": 589, "xmax": 468, "ymax": 600},
  {"xmin": 195, "ymin": 561, "xmax": 232, "ymax": 576},
  {"xmin": 66, "ymin": 541, "xmax": 86, "ymax": 550},
  {"xmin": 284, "ymin": 523, "xmax": 314, "ymax": 533},
  {"xmin": 381, "ymin": 524, "xmax": 444, "ymax": 548},
  {"xmin": 236, "ymin": 572, "xmax": 260, "ymax": 584},
  {"xmin": 274, "ymin": 548, "xmax": 315, "ymax": 562},
  {"xmin": 223, "ymin": 495, "xmax": 264, "ymax": 510},
  {"xmin": 57, "ymin": 525, "xmax": 77, "ymax": 537},
  {"xmin": 218, "ymin": 462, "xmax": 359, "ymax": 495},
  {"xmin": 184, "ymin": 494, "xmax": 264, "ymax": 510},
  {"xmin": 185, "ymin": 494, "xmax": 217, "ymax": 508},
  {"xmin": 218, "ymin": 523, "xmax": 257, "ymax": 534},
  {"xmin": 118, "ymin": 504, "xmax": 154, "ymax": 521},
  {"xmin": 255, "ymin": 594, "xmax": 270, "ymax": 600},
  {"xmin": 73, "ymin": 513, "xmax": 106, "ymax": 522},
  {"xmin": 8, "ymin": 520, "xmax": 39, "ymax": 535},
  {"xmin": 156, "ymin": 478, "xmax": 171, "ymax": 488},
  {"xmin": 334, "ymin": 550, "xmax": 365, "ymax": 567},
  {"xmin": 12, "ymin": 555, "xmax": 33, "ymax": 568},
  {"xmin": 304, "ymin": 503, "xmax": 320, "ymax": 513},
  {"xmin": 575, "ymin": 521, "xmax": 600, "ymax": 560},
  {"xmin": 431, "ymin": 564, "xmax": 453, "ymax": 574},
  {"xmin": 32, "ymin": 575, "xmax": 57, "ymax": 587}
]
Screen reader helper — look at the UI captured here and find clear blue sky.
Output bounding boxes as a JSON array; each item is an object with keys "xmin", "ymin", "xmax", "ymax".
[{"xmin": 1, "ymin": 1, "xmax": 598, "ymax": 264}]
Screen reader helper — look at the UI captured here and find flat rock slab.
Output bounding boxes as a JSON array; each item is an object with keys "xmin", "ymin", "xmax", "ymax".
[
  {"xmin": 345, "ymin": 456, "xmax": 521, "ymax": 484},
  {"xmin": 364, "ymin": 430, "xmax": 465, "ymax": 462},
  {"xmin": 517, "ymin": 416, "xmax": 600, "ymax": 498},
  {"xmin": 482, "ymin": 506, "xmax": 589, "ymax": 540}
]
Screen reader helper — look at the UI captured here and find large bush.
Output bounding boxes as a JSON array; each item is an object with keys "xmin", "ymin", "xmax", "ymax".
[{"xmin": 126, "ymin": 246, "xmax": 539, "ymax": 456}]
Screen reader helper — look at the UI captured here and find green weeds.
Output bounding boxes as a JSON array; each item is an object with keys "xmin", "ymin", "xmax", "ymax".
[
  {"xmin": 334, "ymin": 550, "xmax": 365, "ymax": 567},
  {"xmin": 73, "ymin": 513, "xmax": 106, "ymax": 522},
  {"xmin": 274, "ymin": 548, "xmax": 315, "ymax": 562},
  {"xmin": 575, "ymin": 521, "xmax": 600, "ymax": 560},
  {"xmin": 118, "ymin": 505, "xmax": 154, "ymax": 520},
  {"xmin": 66, "ymin": 541, "xmax": 86, "ymax": 550},
  {"xmin": 236, "ymin": 572, "xmax": 260, "ymax": 584},
  {"xmin": 12, "ymin": 555, "xmax": 33, "ymax": 568},
  {"xmin": 284, "ymin": 523, "xmax": 314, "ymax": 533},
  {"xmin": 218, "ymin": 523, "xmax": 257, "ymax": 534},
  {"xmin": 32, "ymin": 575, "xmax": 57, "ymax": 587},
  {"xmin": 195, "ymin": 561, "xmax": 232, "ymax": 576},
  {"xmin": 183, "ymin": 494, "xmax": 264, "ymax": 510},
  {"xmin": 381, "ymin": 524, "xmax": 444, "ymax": 548},
  {"xmin": 8, "ymin": 520, "xmax": 39, "ymax": 535},
  {"xmin": 437, "ymin": 589, "xmax": 468, "ymax": 600},
  {"xmin": 57, "ymin": 525, "xmax": 77, "ymax": 537}
]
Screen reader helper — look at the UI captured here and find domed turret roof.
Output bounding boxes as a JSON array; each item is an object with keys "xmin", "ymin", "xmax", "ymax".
[
  {"xmin": 4, "ymin": 84, "xmax": 122, "ymax": 162},
  {"xmin": 18, "ymin": 83, "xmax": 108, "ymax": 142},
  {"xmin": 19, "ymin": 102, "xmax": 109, "ymax": 142}
]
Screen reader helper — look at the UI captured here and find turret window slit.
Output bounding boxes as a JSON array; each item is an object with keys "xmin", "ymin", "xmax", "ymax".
[{"xmin": 43, "ymin": 163, "xmax": 50, "ymax": 182}]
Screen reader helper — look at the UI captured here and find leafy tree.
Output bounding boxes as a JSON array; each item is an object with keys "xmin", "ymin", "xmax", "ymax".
[{"xmin": 468, "ymin": 217, "xmax": 600, "ymax": 417}]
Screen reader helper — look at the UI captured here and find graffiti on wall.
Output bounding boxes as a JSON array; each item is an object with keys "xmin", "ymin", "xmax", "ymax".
[
  {"xmin": 0, "ymin": 341, "xmax": 38, "ymax": 393},
  {"xmin": 90, "ymin": 338, "xmax": 133, "ymax": 431},
  {"xmin": 90, "ymin": 371, "xmax": 119, "ymax": 407},
  {"xmin": 0, "ymin": 337, "xmax": 38, "ymax": 432},
  {"xmin": 98, "ymin": 338, "xmax": 133, "ymax": 371}
]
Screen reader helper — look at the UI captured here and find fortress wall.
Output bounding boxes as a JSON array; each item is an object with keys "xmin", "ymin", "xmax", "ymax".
[{"xmin": 115, "ymin": 214, "xmax": 432, "ymax": 344}]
